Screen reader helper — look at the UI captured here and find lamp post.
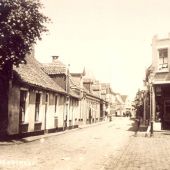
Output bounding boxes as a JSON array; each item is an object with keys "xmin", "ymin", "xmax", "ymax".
[
  {"xmin": 141, "ymin": 82, "xmax": 148, "ymax": 125},
  {"xmin": 150, "ymin": 83, "xmax": 153, "ymax": 136}
]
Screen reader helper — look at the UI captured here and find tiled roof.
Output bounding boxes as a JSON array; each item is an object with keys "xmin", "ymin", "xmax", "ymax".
[
  {"xmin": 42, "ymin": 60, "xmax": 67, "ymax": 75},
  {"xmin": 69, "ymin": 75, "xmax": 81, "ymax": 89},
  {"xmin": 83, "ymin": 78, "xmax": 94, "ymax": 83},
  {"xmin": 92, "ymin": 81, "xmax": 101, "ymax": 91},
  {"xmin": 69, "ymin": 89, "xmax": 81, "ymax": 99},
  {"xmin": 13, "ymin": 55, "xmax": 66, "ymax": 94},
  {"xmin": 83, "ymin": 86, "xmax": 101, "ymax": 99}
]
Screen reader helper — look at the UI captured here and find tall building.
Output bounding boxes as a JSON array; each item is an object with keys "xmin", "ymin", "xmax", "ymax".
[{"xmin": 146, "ymin": 34, "xmax": 170, "ymax": 130}]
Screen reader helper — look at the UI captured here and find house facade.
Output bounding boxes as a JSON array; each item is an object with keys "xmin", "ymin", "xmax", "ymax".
[
  {"xmin": 2, "ymin": 54, "xmax": 67, "ymax": 137},
  {"xmin": 114, "ymin": 93, "xmax": 125, "ymax": 116},
  {"xmin": 103, "ymin": 83, "xmax": 117, "ymax": 117},
  {"xmin": 146, "ymin": 34, "xmax": 170, "ymax": 130},
  {"xmin": 71, "ymin": 74, "xmax": 106, "ymax": 124},
  {"xmin": 42, "ymin": 56, "xmax": 80, "ymax": 130},
  {"xmin": 0, "ymin": 53, "xmax": 119, "ymax": 138}
]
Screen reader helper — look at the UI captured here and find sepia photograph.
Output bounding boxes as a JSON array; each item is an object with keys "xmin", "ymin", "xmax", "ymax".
[{"xmin": 0, "ymin": 0, "xmax": 170, "ymax": 169}]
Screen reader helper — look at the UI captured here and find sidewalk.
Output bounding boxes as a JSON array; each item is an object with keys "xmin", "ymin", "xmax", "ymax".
[
  {"xmin": 0, "ymin": 120, "xmax": 109, "ymax": 146},
  {"xmin": 105, "ymin": 128, "xmax": 170, "ymax": 170}
]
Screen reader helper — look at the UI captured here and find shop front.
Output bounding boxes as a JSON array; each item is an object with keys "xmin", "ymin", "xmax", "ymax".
[{"xmin": 154, "ymin": 84, "xmax": 170, "ymax": 129}]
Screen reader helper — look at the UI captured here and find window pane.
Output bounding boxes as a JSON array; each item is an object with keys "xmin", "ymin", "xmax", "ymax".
[
  {"xmin": 35, "ymin": 93, "xmax": 41, "ymax": 121},
  {"xmin": 164, "ymin": 56, "xmax": 168, "ymax": 64},
  {"xmin": 159, "ymin": 48, "xmax": 168, "ymax": 58},
  {"xmin": 20, "ymin": 91, "xmax": 27, "ymax": 123}
]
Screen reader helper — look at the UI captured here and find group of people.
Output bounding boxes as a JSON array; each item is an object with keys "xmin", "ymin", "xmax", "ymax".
[{"xmin": 114, "ymin": 111, "xmax": 132, "ymax": 117}]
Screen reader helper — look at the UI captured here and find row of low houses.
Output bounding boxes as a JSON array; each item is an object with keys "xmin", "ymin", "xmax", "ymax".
[
  {"xmin": 0, "ymin": 51, "xmax": 132, "ymax": 138},
  {"xmin": 137, "ymin": 33, "xmax": 170, "ymax": 132}
]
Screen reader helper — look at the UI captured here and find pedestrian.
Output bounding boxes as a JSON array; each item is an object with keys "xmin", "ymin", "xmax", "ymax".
[{"xmin": 135, "ymin": 104, "xmax": 143, "ymax": 132}]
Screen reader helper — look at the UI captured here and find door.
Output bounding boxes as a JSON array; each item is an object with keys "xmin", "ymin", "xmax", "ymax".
[
  {"xmin": 0, "ymin": 76, "xmax": 8, "ymax": 135},
  {"xmin": 164, "ymin": 100, "xmax": 170, "ymax": 122}
]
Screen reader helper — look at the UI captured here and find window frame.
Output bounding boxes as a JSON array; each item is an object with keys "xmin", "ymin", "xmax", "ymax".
[
  {"xmin": 35, "ymin": 93, "xmax": 41, "ymax": 122},
  {"xmin": 20, "ymin": 90, "xmax": 28, "ymax": 123},
  {"xmin": 158, "ymin": 48, "xmax": 168, "ymax": 71}
]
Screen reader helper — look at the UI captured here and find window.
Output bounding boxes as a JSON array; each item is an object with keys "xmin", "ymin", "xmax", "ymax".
[
  {"xmin": 158, "ymin": 48, "xmax": 168, "ymax": 70},
  {"xmin": 46, "ymin": 93, "xmax": 49, "ymax": 104},
  {"xmin": 35, "ymin": 93, "xmax": 41, "ymax": 122},
  {"xmin": 20, "ymin": 91, "xmax": 27, "ymax": 123},
  {"xmin": 54, "ymin": 96, "xmax": 58, "ymax": 113}
]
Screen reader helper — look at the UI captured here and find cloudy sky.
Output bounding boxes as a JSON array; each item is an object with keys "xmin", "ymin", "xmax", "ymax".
[{"xmin": 35, "ymin": 0, "xmax": 170, "ymax": 99}]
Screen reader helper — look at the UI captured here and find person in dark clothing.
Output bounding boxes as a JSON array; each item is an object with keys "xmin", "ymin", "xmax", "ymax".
[{"xmin": 136, "ymin": 104, "xmax": 144, "ymax": 131}]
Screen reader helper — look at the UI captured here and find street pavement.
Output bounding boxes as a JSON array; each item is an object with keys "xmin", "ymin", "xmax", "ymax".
[
  {"xmin": 0, "ymin": 117, "xmax": 134, "ymax": 170},
  {"xmin": 105, "ymin": 125, "xmax": 170, "ymax": 170},
  {"xmin": 0, "ymin": 117, "xmax": 170, "ymax": 170}
]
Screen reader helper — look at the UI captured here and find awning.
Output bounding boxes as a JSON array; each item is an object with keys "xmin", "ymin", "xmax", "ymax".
[{"xmin": 153, "ymin": 72, "xmax": 170, "ymax": 85}]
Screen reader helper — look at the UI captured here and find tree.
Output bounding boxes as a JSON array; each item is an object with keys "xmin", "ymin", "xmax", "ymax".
[
  {"xmin": 0, "ymin": 0, "xmax": 49, "ymax": 136},
  {"xmin": 0, "ymin": 0, "xmax": 49, "ymax": 68}
]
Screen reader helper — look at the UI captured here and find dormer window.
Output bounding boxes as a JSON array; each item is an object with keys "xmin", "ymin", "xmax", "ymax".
[{"xmin": 158, "ymin": 48, "xmax": 168, "ymax": 71}]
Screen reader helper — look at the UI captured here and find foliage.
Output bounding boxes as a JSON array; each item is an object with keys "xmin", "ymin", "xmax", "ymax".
[
  {"xmin": 134, "ymin": 90, "xmax": 144, "ymax": 109},
  {"xmin": 0, "ymin": 0, "xmax": 49, "ymax": 67}
]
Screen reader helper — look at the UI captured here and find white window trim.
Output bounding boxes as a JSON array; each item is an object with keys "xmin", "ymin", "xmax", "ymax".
[
  {"xmin": 20, "ymin": 90, "xmax": 29, "ymax": 123},
  {"xmin": 157, "ymin": 47, "xmax": 169, "ymax": 73}
]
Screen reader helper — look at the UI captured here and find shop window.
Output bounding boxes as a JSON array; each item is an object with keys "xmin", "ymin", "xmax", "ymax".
[
  {"xmin": 35, "ymin": 93, "xmax": 41, "ymax": 122},
  {"xmin": 158, "ymin": 48, "xmax": 168, "ymax": 71}
]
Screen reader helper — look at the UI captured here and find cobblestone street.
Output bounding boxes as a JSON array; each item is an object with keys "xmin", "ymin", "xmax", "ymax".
[
  {"xmin": 1, "ymin": 118, "xmax": 170, "ymax": 170},
  {"xmin": 105, "ymin": 127, "xmax": 170, "ymax": 170},
  {"xmin": 0, "ymin": 117, "xmax": 133, "ymax": 170}
]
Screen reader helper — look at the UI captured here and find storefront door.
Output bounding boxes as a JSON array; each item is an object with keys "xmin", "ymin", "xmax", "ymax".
[{"xmin": 164, "ymin": 99, "xmax": 170, "ymax": 122}]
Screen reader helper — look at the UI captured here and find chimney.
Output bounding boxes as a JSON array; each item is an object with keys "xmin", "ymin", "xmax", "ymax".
[{"xmin": 52, "ymin": 56, "xmax": 59, "ymax": 62}]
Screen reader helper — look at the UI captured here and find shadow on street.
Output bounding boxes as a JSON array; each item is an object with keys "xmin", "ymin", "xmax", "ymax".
[{"xmin": 127, "ymin": 118, "xmax": 138, "ymax": 132}]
